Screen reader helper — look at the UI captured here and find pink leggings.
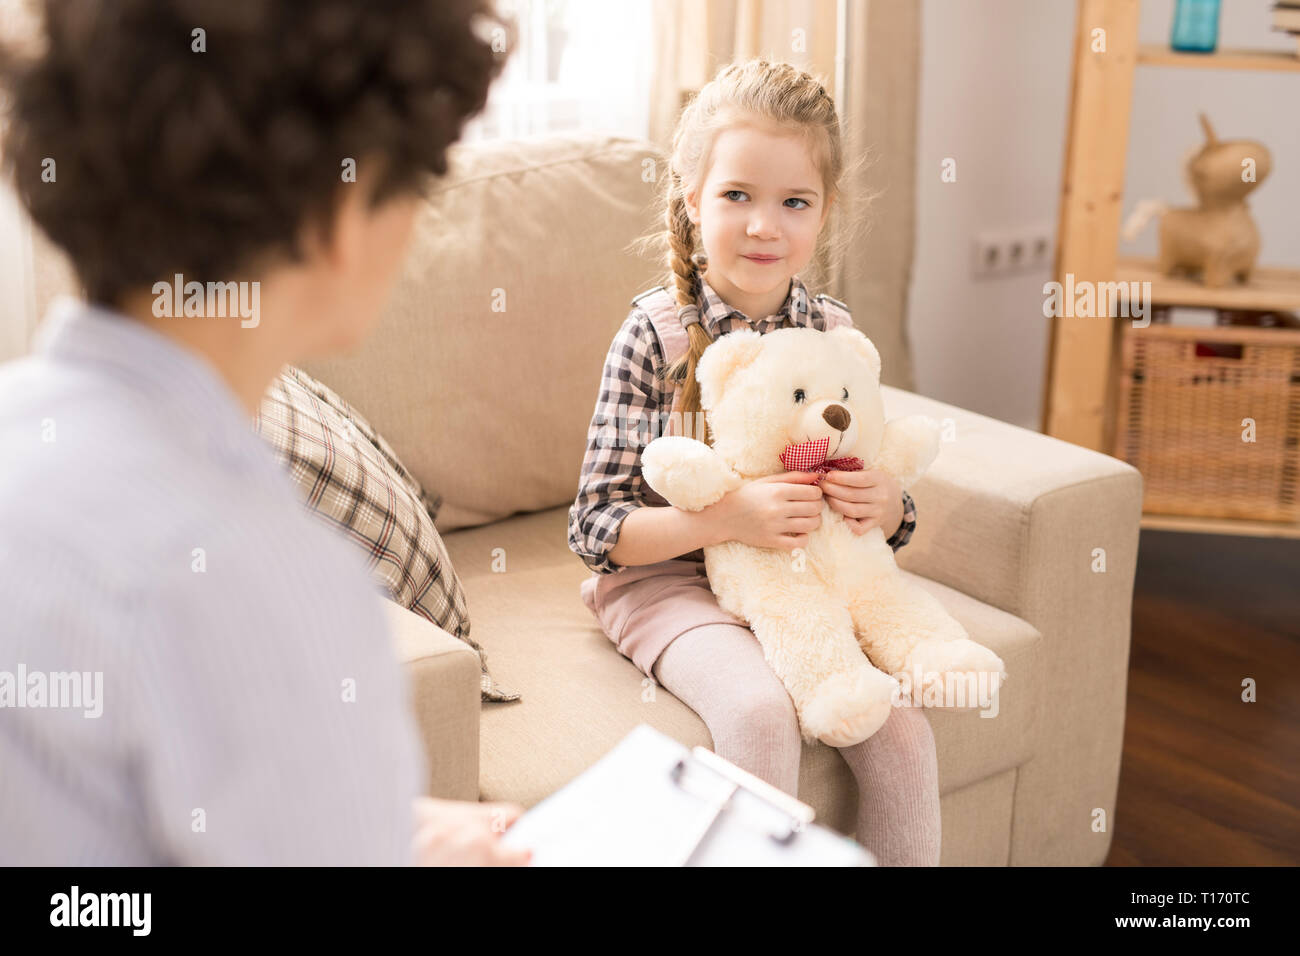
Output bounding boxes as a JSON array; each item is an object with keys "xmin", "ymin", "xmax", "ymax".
[{"xmin": 652, "ymin": 621, "xmax": 941, "ymax": 866}]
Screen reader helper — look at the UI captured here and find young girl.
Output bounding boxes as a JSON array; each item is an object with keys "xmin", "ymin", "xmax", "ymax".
[{"xmin": 567, "ymin": 59, "xmax": 940, "ymax": 866}]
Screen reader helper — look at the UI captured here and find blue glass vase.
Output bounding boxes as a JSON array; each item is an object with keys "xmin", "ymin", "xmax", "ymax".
[{"xmin": 1170, "ymin": 0, "xmax": 1221, "ymax": 53}]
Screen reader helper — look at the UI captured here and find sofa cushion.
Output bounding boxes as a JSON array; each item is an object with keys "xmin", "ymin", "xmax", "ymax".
[
  {"xmin": 300, "ymin": 133, "xmax": 664, "ymax": 533},
  {"xmin": 255, "ymin": 365, "xmax": 517, "ymax": 701},
  {"xmin": 443, "ymin": 506, "xmax": 1043, "ymax": 834}
]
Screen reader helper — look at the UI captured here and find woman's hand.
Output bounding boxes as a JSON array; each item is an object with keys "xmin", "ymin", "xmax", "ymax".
[
  {"xmin": 820, "ymin": 468, "xmax": 904, "ymax": 538},
  {"xmin": 411, "ymin": 796, "xmax": 532, "ymax": 866}
]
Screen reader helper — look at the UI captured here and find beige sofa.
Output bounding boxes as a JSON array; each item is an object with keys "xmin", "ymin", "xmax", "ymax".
[
  {"xmin": 23, "ymin": 132, "xmax": 1143, "ymax": 865},
  {"xmin": 297, "ymin": 132, "xmax": 1145, "ymax": 866}
]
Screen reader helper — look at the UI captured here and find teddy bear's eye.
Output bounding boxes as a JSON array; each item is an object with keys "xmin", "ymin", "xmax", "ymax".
[
  {"xmin": 842, "ymin": 387, "xmax": 849, "ymax": 401},
  {"xmin": 793, "ymin": 388, "xmax": 806, "ymax": 404}
]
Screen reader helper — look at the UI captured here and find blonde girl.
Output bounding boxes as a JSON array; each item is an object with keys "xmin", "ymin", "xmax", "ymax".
[{"xmin": 567, "ymin": 59, "xmax": 939, "ymax": 866}]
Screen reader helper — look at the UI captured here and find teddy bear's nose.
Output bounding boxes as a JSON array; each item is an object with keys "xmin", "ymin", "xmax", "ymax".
[{"xmin": 822, "ymin": 404, "xmax": 851, "ymax": 431}]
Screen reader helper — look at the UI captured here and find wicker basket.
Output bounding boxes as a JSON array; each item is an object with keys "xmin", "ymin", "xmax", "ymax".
[{"xmin": 1113, "ymin": 321, "xmax": 1300, "ymax": 522}]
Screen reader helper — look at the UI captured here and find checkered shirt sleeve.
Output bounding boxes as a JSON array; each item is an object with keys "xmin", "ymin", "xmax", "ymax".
[
  {"xmin": 567, "ymin": 310, "xmax": 665, "ymax": 574},
  {"xmin": 886, "ymin": 488, "xmax": 917, "ymax": 551}
]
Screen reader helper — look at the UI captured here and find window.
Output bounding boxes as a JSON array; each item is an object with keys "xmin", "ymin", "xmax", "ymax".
[{"xmin": 462, "ymin": 0, "xmax": 654, "ymax": 143}]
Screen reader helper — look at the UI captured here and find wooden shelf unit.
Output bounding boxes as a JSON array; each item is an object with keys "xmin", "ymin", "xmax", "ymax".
[
  {"xmin": 1042, "ymin": 0, "xmax": 1300, "ymax": 539},
  {"xmin": 1117, "ymin": 257, "xmax": 1300, "ymax": 313},
  {"xmin": 1136, "ymin": 43, "xmax": 1300, "ymax": 72}
]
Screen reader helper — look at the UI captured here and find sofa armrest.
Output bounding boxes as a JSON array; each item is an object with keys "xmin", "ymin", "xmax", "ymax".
[
  {"xmin": 882, "ymin": 385, "xmax": 1144, "ymax": 865},
  {"xmin": 382, "ymin": 600, "xmax": 480, "ymax": 801}
]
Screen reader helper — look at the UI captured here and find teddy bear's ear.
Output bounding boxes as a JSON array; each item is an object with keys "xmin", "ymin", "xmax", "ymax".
[
  {"xmin": 696, "ymin": 328, "xmax": 765, "ymax": 409},
  {"xmin": 826, "ymin": 325, "xmax": 881, "ymax": 383}
]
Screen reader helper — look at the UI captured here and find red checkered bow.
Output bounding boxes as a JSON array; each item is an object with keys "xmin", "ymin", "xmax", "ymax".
[{"xmin": 779, "ymin": 436, "xmax": 864, "ymax": 483}]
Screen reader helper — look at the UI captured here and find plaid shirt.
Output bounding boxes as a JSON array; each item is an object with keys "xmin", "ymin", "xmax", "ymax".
[{"xmin": 568, "ymin": 276, "xmax": 917, "ymax": 574}]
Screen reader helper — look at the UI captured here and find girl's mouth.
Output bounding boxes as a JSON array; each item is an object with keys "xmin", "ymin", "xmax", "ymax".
[{"xmin": 742, "ymin": 255, "xmax": 782, "ymax": 264}]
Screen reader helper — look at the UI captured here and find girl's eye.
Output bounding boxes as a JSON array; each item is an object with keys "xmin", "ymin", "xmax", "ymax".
[
  {"xmin": 842, "ymin": 387, "xmax": 849, "ymax": 401},
  {"xmin": 793, "ymin": 388, "xmax": 806, "ymax": 403},
  {"xmin": 723, "ymin": 189, "xmax": 748, "ymax": 202},
  {"xmin": 785, "ymin": 197, "xmax": 811, "ymax": 210}
]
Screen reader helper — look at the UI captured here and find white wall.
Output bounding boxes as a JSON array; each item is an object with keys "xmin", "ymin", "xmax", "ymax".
[{"xmin": 909, "ymin": 0, "xmax": 1299, "ymax": 432}]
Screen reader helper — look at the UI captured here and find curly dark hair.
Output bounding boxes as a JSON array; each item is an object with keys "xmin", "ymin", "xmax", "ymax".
[{"xmin": 0, "ymin": 0, "xmax": 512, "ymax": 305}]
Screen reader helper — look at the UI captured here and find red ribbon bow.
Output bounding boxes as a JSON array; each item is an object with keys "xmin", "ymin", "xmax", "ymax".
[{"xmin": 779, "ymin": 436, "xmax": 864, "ymax": 482}]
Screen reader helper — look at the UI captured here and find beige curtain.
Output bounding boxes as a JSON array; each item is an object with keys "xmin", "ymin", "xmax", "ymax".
[
  {"xmin": 648, "ymin": 0, "xmax": 920, "ymax": 391},
  {"xmin": 0, "ymin": 0, "xmax": 85, "ymax": 360}
]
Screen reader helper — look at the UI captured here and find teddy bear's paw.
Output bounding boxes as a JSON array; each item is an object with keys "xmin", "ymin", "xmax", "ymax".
[
  {"xmin": 815, "ymin": 700, "xmax": 892, "ymax": 748},
  {"xmin": 801, "ymin": 669, "xmax": 898, "ymax": 748},
  {"xmin": 903, "ymin": 638, "xmax": 1006, "ymax": 710},
  {"xmin": 640, "ymin": 436, "xmax": 734, "ymax": 511}
]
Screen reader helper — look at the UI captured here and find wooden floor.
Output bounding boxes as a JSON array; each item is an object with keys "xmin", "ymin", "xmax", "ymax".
[{"xmin": 1105, "ymin": 529, "xmax": 1300, "ymax": 865}]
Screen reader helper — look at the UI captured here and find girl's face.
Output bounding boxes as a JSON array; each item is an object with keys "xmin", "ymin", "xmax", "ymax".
[{"xmin": 685, "ymin": 122, "xmax": 832, "ymax": 320}]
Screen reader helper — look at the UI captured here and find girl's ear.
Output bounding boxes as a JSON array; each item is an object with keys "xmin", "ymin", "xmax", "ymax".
[
  {"xmin": 827, "ymin": 325, "xmax": 881, "ymax": 384},
  {"xmin": 684, "ymin": 187, "xmax": 701, "ymax": 226},
  {"xmin": 697, "ymin": 329, "xmax": 764, "ymax": 410}
]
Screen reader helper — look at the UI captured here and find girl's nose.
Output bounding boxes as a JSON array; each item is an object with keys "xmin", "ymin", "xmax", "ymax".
[{"xmin": 747, "ymin": 211, "xmax": 779, "ymax": 239}]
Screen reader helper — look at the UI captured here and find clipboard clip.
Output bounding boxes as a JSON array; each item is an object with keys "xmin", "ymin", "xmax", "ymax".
[{"xmin": 668, "ymin": 746, "xmax": 817, "ymax": 865}]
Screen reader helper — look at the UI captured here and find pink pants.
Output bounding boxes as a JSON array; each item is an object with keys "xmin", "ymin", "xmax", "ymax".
[{"xmin": 579, "ymin": 558, "xmax": 749, "ymax": 678}]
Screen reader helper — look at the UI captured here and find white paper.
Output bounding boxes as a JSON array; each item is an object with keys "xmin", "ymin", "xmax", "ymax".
[{"xmin": 499, "ymin": 724, "xmax": 875, "ymax": 867}]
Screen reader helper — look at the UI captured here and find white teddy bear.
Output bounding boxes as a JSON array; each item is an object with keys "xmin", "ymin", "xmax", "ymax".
[{"xmin": 642, "ymin": 324, "xmax": 1006, "ymax": 747}]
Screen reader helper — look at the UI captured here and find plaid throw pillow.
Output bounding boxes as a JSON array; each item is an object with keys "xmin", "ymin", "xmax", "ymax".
[{"xmin": 254, "ymin": 366, "xmax": 518, "ymax": 702}]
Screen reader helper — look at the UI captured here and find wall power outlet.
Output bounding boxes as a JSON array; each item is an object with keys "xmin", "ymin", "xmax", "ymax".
[{"xmin": 971, "ymin": 226, "xmax": 1054, "ymax": 278}]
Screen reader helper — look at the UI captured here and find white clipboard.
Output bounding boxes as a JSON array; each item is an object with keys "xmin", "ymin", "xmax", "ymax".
[{"xmin": 498, "ymin": 723, "xmax": 875, "ymax": 866}]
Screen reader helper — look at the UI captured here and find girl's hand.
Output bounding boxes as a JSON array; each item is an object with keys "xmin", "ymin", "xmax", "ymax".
[
  {"xmin": 820, "ymin": 468, "xmax": 903, "ymax": 537},
  {"xmin": 706, "ymin": 471, "xmax": 824, "ymax": 551}
]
